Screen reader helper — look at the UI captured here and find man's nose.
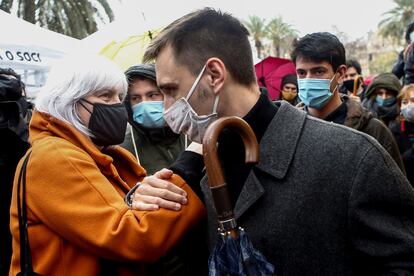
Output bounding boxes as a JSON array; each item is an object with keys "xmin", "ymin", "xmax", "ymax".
[{"xmin": 305, "ymin": 72, "xmax": 313, "ymax": 79}]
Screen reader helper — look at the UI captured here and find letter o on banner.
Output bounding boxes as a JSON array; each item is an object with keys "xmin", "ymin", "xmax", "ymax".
[
  {"xmin": 23, "ymin": 52, "xmax": 31, "ymax": 61},
  {"xmin": 5, "ymin": 51, "xmax": 14, "ymax": 60}
]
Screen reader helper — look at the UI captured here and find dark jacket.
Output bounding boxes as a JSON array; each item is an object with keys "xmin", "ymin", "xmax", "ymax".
[
  {"xmin": 120, "ymin": 93, "xmax": 186, "ymax": 175},
  {"xmin": 201, "ymin": 101, "xmax": 414, "ymax": 275},
  {"xmin": 342, "ymin": 94, "xmax": 405, "ymax": 173},
  {"xmin": 392, "ymin": 50, "xmax": 405, "ymax": 80},
  {"xmin": 121, "ymin": 123, "xmax": 186, "ymax": 175},
  {"xmin": 0, "ymin": 99, "xmax": 30, "ymax": 275},
  {"xmin": 389, "ymin": 119, "xmax": 414, "ymax": 185},
  {"xmin": 296, "ymin": 95, "xmax": 405, "ymax": 172},
  {"xmin": 393, "ymin": 45, "xmax": 414, "ymax": 85},
  {"xmin": 405, "ymin": 45, "xmax": 414, "ymax": 84}
]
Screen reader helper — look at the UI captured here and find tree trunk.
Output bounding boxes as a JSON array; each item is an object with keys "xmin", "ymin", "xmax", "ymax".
[
  {"xmin": 255, "ymin": 39, "xmax": 262, "ymax": 59},
  {"xmin": 274, "ymin": 42, "xmax": 281, "ymax": 57},
  {"xmin": 23, "ymin": 0, "xmax": 35, "ymax": 23}
]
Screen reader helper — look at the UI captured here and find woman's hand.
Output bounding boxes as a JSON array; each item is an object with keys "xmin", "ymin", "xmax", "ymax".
[{"xmin": 131, "ymin": 168, "xmax": 188, "ymax": 211}]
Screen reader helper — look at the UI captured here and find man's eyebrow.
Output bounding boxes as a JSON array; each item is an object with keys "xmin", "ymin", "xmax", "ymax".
[
  {"xmin": 158, "ymin": 81, "xmax": 178, "ymax": 89},
  {"xmin": 309, "ymin": 66, "xmax": 328, "ymax": 71},
  {"xmin": 145, "ymin": 89, "xmax": 161, "ymax": 94}
]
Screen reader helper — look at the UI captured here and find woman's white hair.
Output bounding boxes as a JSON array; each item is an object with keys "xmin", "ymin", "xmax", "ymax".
[{"xmin": 35, "ymin": 54, "xmax": 128, "ymax": 137}]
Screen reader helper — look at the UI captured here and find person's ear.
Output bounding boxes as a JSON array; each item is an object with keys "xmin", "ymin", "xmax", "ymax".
[
  {"xmin": 205, "ymin": 58, "xmax": 226, "ymax": 95},
  {"xmin": 337, "ymin": 65, "xmax": 347, "ymax": 84}
]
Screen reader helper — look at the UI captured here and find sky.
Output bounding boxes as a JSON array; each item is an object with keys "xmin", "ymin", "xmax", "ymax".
[{"xmin": 108, "ymin": 0, "xmax": 396, "ymax": 41}]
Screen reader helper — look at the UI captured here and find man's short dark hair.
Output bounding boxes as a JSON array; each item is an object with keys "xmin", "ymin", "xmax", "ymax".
[
  {"xmin": 143, "ymin": 8, "xmax": 256, "ymax": 86},
  {"xmin": 291, "ymin": 32, "xmax": 346, "ymax": 72},
  {"xmin": 405, "ymin": 21, "xmax": 414, "ymax": 44},
  {"xmin": 346, "ymin": 59, "xmax": 362, "ymax": 75}
]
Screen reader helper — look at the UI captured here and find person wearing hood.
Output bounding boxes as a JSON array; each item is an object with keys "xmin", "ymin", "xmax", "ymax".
[
  {"xmin": 279, "ymin": 74, "xmax": 300, "ymax": 105},
  {"xmin": 120, "ymin": 64, "xmax": 187, "ymax": 175},
  {"xmin": 362, "ymin": 73, "xmax": 401, "ymax": 127},
  {"xmin": 295, "ymin": 34, "xmax": 405, "ymax": 173}
]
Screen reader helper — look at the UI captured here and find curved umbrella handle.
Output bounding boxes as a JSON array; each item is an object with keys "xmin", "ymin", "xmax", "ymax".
[{"xmin": 203, "ymin": 117, "xmax": 259, "ymax": 229}]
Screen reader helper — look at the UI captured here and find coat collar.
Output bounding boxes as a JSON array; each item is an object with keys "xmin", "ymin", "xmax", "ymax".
[
  {"xmin": 255, "ymin": 101, "xmax": 307, "ymax": 179},
  {"xmin": 233, "ymin": 101, "xmax": 306, "ymax": 218},
  {"xmin": 201, "ymin": 101, "xmax": 307, "ymax": 219},
  {"xmin": 30, "ymin": 111, "xmax": 145, "ymax": 191}
]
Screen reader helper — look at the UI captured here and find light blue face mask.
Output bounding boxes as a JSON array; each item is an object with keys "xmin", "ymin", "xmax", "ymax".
[
  {"xmin": 132, "ymin": 101, "xmax": 164, "ymax": 129},
  {"xmin": 375, "ymin": 95, "xmax": 396, "ymax": 107},
  {"xmin": 298, "ymin": 75, "xmax": 337, "ymax": 110}
]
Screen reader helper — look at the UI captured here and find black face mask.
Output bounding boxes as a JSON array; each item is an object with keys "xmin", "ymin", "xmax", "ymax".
[
  {"xmin": 343, "ymin": 79, "xmax": 355, "ymax": 92},
  {"xmin": 80, "ymin": 99, "xmax": 128, "ymax": 147},
  {"xmin": 342, "ymin": 78, "xmax": 362, "ymax": 94}
]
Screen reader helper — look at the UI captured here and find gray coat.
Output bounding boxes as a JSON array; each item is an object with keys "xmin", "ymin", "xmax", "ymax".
[{"xmin": 201, "ymin": 101, "xmax": 414, "ymax": 275}]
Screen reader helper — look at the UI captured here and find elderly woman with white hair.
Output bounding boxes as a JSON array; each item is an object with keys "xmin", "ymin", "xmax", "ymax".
[{"xmin": 8, "ymin": 54, "xmax": 205, "ymax": 275}]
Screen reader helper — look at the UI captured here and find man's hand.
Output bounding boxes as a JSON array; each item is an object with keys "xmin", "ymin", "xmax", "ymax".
[
  {"xmin": 349, "ymin": 94, "xmax": 361, "ymax": 103},
  {"xmin": 131, "ymin": 168, "xmax": 188, "ymax": 211}
]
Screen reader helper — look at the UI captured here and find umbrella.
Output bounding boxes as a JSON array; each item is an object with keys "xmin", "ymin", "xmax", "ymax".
[
  {"xmin": 363, "ymin": 75, "xmax": 376, "ymax": 87},
  {"xmin": 255, "ymin": 56, "xmax": 296, "ymax": 101},
  {"xmin": 99, "ymin": 30, "xmax": 158, "ymax": 71},
  {"xmin": 203, "ymin": 116, "xmax": 275, "ymax": 276}
]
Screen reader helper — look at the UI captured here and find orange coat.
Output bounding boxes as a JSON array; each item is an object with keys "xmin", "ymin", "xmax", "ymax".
[{"xmin": 9, "ymin": 111, "xmax": 206, "ymax": 275}]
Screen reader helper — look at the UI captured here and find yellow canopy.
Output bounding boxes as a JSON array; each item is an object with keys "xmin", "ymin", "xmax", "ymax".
[{"xmin": 99, "ymin": 30, "xmax": 158, "ymax": 71}]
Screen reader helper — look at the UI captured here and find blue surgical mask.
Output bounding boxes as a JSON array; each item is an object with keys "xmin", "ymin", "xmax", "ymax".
[
  {"xmin": 298, "ymin": 74, "xmax": 337, "ymax": 110},
  {"xmin": 132, "ymin": 101, "xmax": 164, "ymax": 129},
  {"xmin": 375, "ymin": 95, "xmax": 396, "ymax": 107}
]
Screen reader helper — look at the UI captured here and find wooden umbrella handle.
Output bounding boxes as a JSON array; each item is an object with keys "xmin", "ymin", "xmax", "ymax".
[{"xmin": 203, "ymin": 116, "xmax": 259, "ymax": 223}]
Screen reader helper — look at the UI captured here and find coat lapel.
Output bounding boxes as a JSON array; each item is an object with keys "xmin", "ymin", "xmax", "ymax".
[
  {"xmin": 255, "ymin": 101, "xmax": 307, "ymax": 179},
  {"xmin": 201, "ymin": 101, "xmax": 308, "ymax": 219},
  {"xmin": 234, "ymin": 170, "xmax": 265, "ymax": 219}
]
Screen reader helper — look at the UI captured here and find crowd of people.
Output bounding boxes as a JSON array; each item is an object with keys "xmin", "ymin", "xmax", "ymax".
[{"xmin": 1, "ymin": 7, "xmax": 414, "ymax": 276}]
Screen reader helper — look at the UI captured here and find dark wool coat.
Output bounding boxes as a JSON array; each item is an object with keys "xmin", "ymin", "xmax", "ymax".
[
  {"xmin": 342, "ymin": 94, "xmax": 405, "ymax": 173},
  {"xmin": 201, "ymin": 101, "xmax": 414, "ymax": 275}
]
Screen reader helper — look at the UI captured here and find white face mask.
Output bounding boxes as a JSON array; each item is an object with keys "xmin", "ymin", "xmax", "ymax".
[
  {"xmin": 410, "ymin": 31, "xmax": 414, "ymax": 43},
  {"xmin": 163, "ymin": 64, "xmax": 220, "ymax": 143}
]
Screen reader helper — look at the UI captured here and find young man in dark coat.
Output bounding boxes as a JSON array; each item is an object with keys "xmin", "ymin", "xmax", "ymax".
[
  {"xmin": 135, "ymin": 8, "xmax": 414, "ymax": 275},
  {"xmin": 120, "ymin": 64, "xmax": 187, "ymax": 175},
  {"xmin": 294, "ymin": 33, "xmax": 405, "ymax": 173}
]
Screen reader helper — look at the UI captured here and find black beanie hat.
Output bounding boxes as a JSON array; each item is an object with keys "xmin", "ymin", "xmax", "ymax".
[
  {"xmin": 125, "ymin": 64, "xmax": 156, "ymax": 83},
  {"xmin": 281, "ymin": 74, "xmax": 298, "ymax": 90}
]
